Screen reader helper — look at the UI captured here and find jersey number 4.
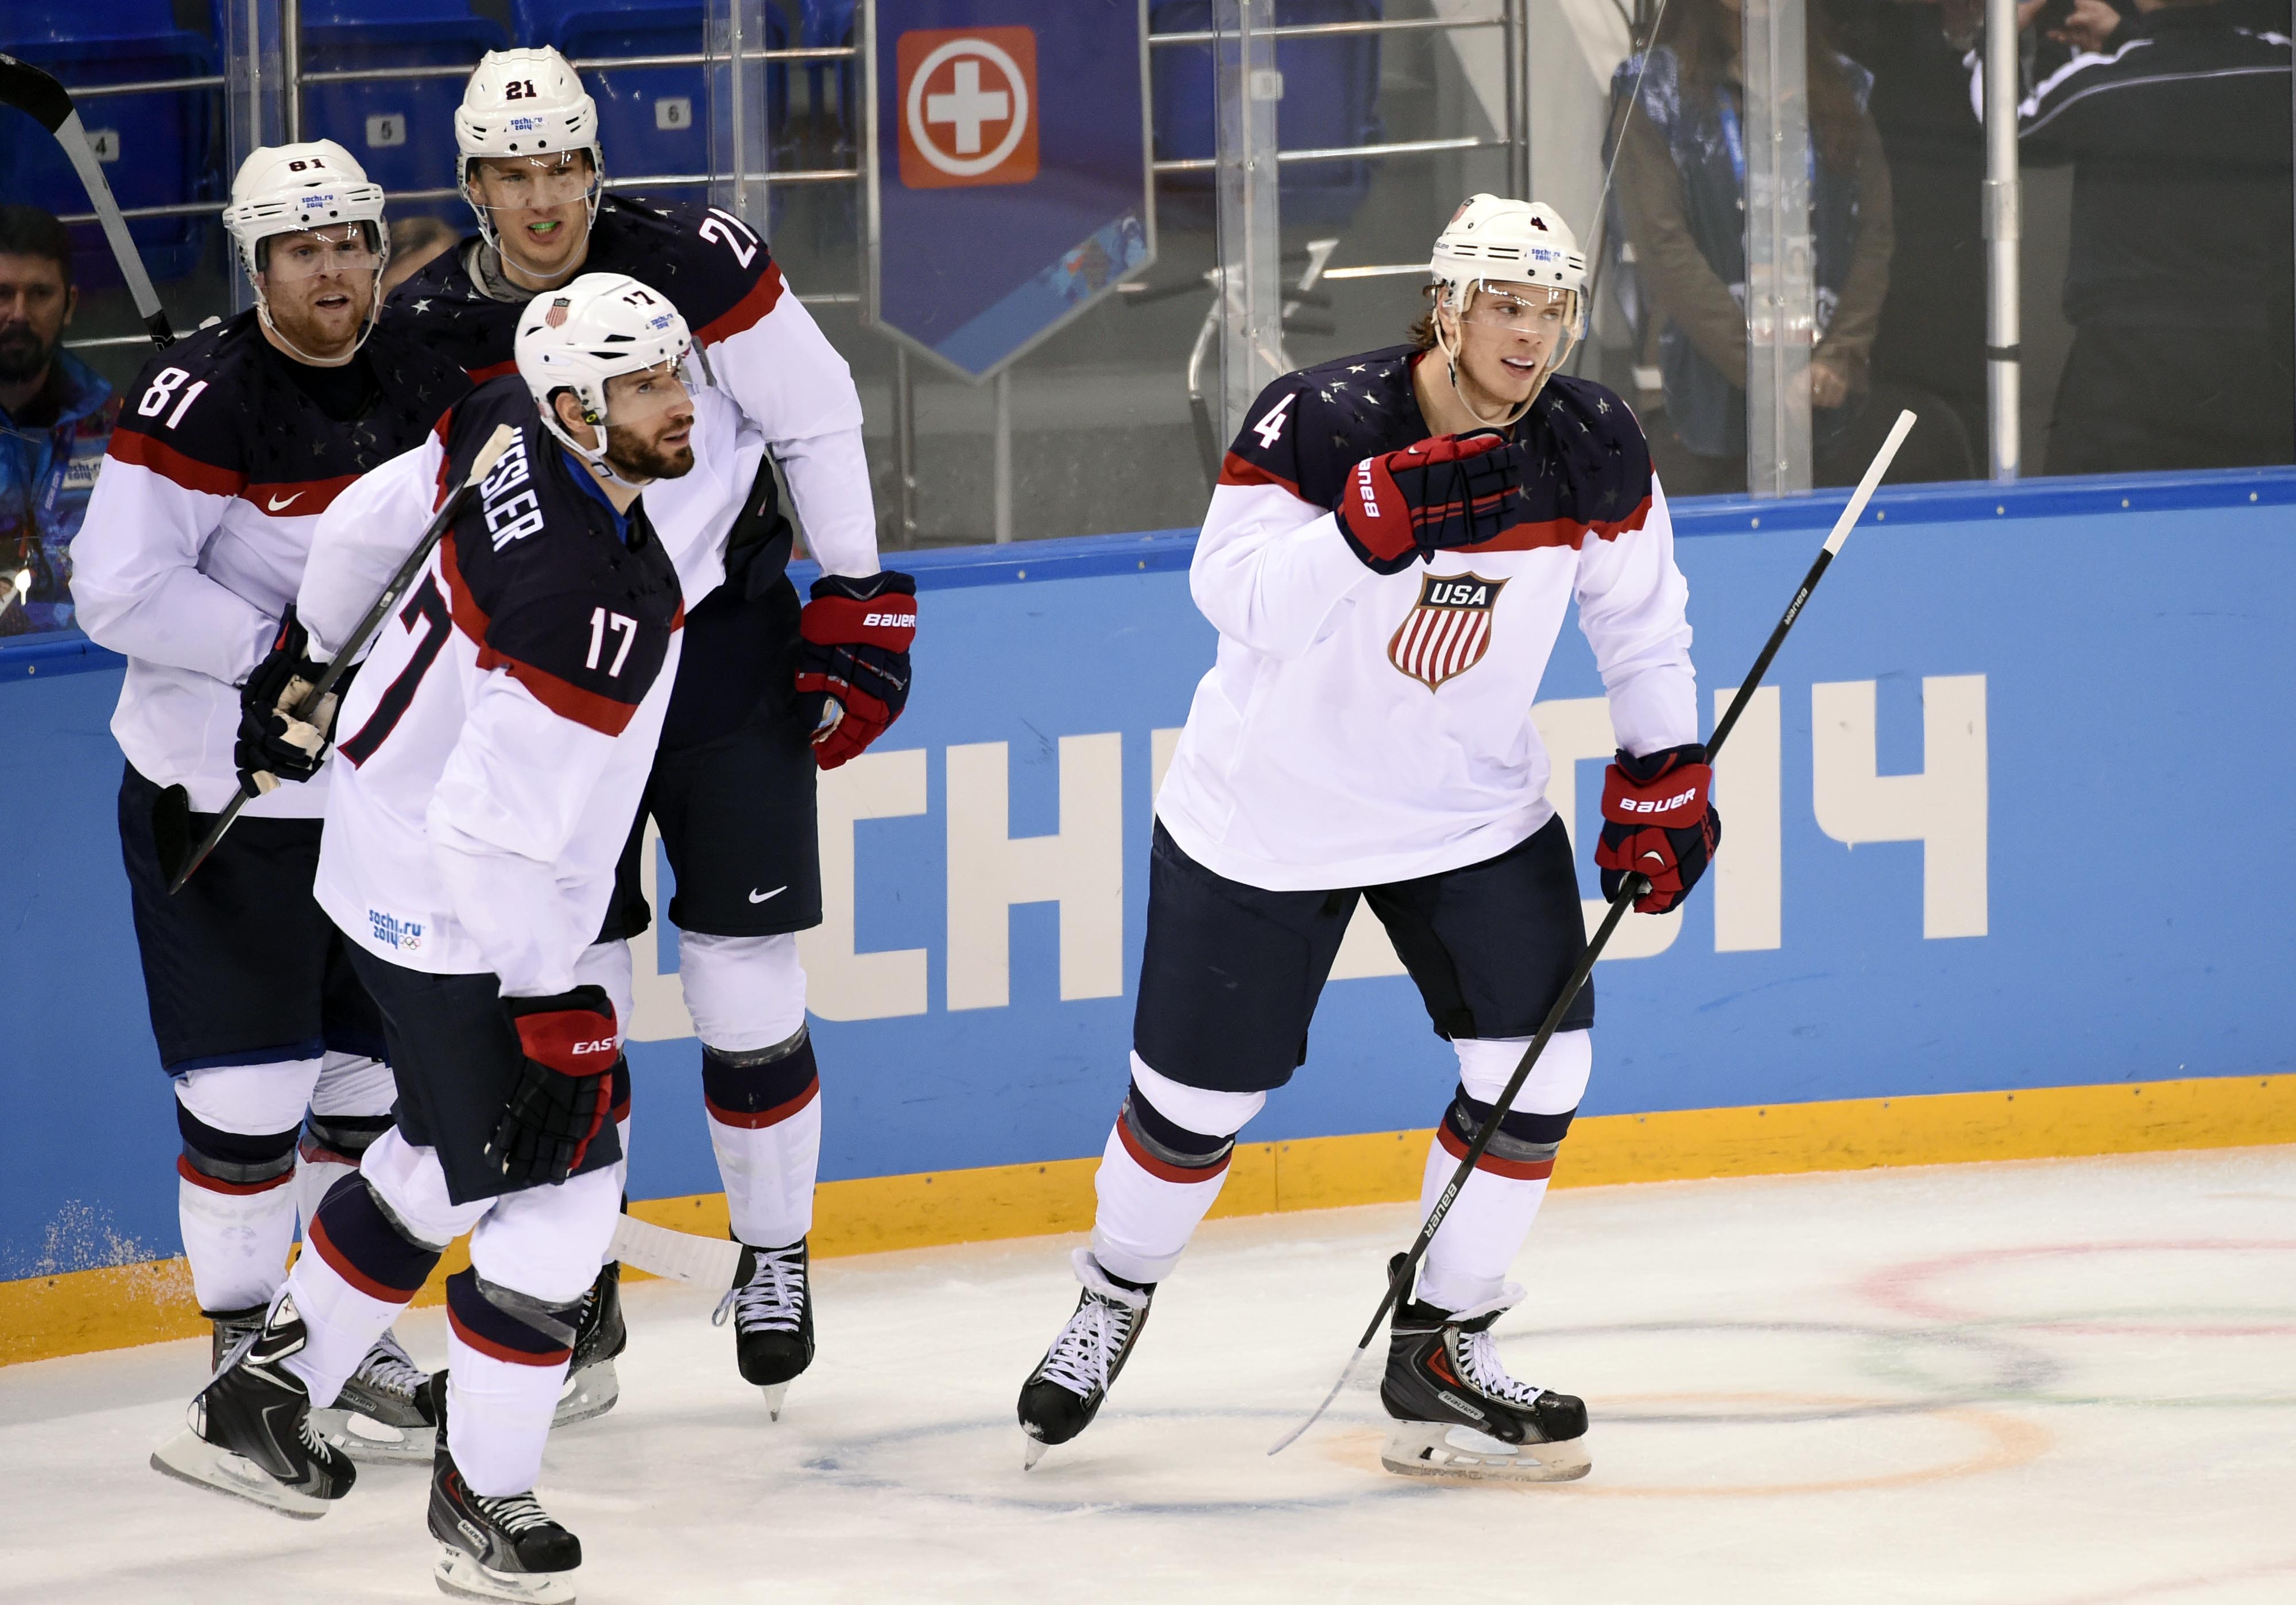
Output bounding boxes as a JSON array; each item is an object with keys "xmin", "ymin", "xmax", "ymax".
[
  {"xmin": 338, "ymin": 575, "xmax": 450, "ymax": 766},
  {"xmin": 1252, "ymin": 391, "xmax": 1295, "ymax": 450}
]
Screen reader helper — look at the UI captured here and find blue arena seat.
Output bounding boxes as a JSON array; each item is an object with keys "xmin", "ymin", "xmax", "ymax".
[
  {"xmin": 1149, "ymin": 0, "xmax": 1385, "ymax": 229},
  {"xmin": 0, "ymin": 0, "xmax": 219, "ymax": 285},
  {"xmin": 296, "ymin": 0, "xmax": 510, "ymax": 222},
  {"xmin": 512, "ymin": 0, "xmax": 788, "ymax": 207}
]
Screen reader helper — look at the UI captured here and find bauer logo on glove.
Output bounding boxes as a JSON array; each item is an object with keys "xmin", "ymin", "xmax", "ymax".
[
  {"xmin": 1593, "ymin": 742, "xmax": 1721, "ymax": 914},
  {"xmin": 796, "ymin": 570, "xmax": 917, "ymax": 771}
]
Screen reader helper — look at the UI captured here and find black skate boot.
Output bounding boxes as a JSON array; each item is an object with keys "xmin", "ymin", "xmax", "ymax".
[
  {"xmin": 710, "ymin": 1237, "xmax": 814, "ymax": 1419},
  {"xmin": 150, "ymin": 1292, "xmax": 358, "ymax": 1517},
  {"xmin": 312, "ymin": 1329, "xmax": 437, "ymax": 1463},
  {"xmin": 1016, "ymin": 1249, "xmax": 1153, "ymax": 1469},
  {"xmin": 206, "ymin": 1304, "xmax": 266, "ymax": 1371},
  {"xmin": 552, "ymin": 1262, "xmax": 625, "ymax": 1428},
  {"xmin": 1377, "ymin": 1256, "xmax": 1589, "ymax": 1482},
  {"xmin": 428, "ymin": 1374, "xmax": 582, "ymax": 1604}
]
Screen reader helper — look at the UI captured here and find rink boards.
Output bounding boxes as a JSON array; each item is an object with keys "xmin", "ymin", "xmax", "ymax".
[{"xmin": 4, "ymin": 466, "xmax": 2294, "ymax": 1360}]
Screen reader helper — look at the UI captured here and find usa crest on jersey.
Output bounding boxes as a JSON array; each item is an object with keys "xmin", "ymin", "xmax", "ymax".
[{"xmin": 1388, "ymin": 573, "xmax": 1507, "ymax": 690}]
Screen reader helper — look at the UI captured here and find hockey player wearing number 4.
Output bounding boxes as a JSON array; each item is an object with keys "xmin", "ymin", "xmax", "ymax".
[
  {"xmin": 384, "ymin": 46, "xmax": 916, "ymax": 1422},
  {"xmin": 70, "ymin": 142, "xmax": 471, "ymax": 1483},
  {"xmin": 1016, "ymin": 196, "xmax": 1718, "ymax": 1483}
]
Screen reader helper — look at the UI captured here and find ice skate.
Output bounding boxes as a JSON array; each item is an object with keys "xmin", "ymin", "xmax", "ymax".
[
  {"xmin": 552, "ymin": 1263, "xmax": 625, "ymax": 1428},
  {"xmin": 711, "ymin": 1238, "xmax": 814, "ymax": 1419},
  {"xmin": 1016, "ymin": 1249, "xmax": 1153, "ymax": 1468},
  {"xmin": 150, "ymin": 1293, "xmax": 358, "ymax": 1518},
  {"xmin": 312, "ymin": 1328, "xmax": 437, "ymax": 1463},
  {"xmin": 428, "ymin": 1375, "xmax": 582, "ymax": 1603},
  {"xmin": 1377, "ymin": 1258, "xmax": 1589, "ymax": 1483}
]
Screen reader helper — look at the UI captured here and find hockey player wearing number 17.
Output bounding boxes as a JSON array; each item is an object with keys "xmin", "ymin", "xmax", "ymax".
[{"xmin": 1016, "ymin": 196, "xmax": 1720, "ymax": 1482}]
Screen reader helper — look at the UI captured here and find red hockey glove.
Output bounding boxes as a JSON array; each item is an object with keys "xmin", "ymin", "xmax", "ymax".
[
  {"xmin": 1337, "ymin": 432, "xmax": 1519, "ymax": 575},
  {"xmin": 796, "ymin": 571, "xmax": 916, "ymax": 770},
  {"xmin": 487, "ymin": 986, "xmax": 619, "ymax": 1187},
  {"xmin": 1594, "ymin": 742, "xmax": 1722, "ymax": 914},
  {"xmin": 236, "ymin": 608, "xmax": 354, "ymax": 792}
]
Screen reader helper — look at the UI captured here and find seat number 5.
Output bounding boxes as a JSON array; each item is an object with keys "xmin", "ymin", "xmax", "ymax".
[{"xmin": 1252, "ymin": 390, "xmax": 1295, "ymax": 450}]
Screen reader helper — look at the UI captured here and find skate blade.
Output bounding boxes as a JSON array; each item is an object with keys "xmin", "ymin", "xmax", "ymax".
[
  {"xmin": 149, "ymin": 1429, "xmax": 335, "ymax": 1519},
  {"xmin": 312, "ymin": 1406, "xmax": 436, "ymax": 1464},
  {"xmin": 551, "ymin": 1360, "xmax": 618, "ymax": 1429},
  {"xmin": 435, "ymin": 1545, "xmax": 575, "ymax": 1604},
  {"xmin": 1378, "ymin": 1422, "xmax": 1592, "ymax": 1484},
  {"xmin": 1021, "ymin": 1433, "xmax": 1049, "ymax": 1471},
  {"xmin": 757, "ymin": 1382, "xmax": 789, "ymax": 1421}
]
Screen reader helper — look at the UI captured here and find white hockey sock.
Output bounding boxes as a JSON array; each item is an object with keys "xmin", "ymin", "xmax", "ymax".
[
  {"xmin": 1413, "ymin": 1146, "xmax": 1552, "ymax": 1315},
  {"xmin": 293, "ymin": 1052, "xmax": 398, "ymax": 1237},
  {"xmin": 280, "ymin": 1243, "xmax": 409, "ymax": 1409},
  {"xmin": 709, "ymin": 1095, "xmax": 820, "ymax": 1248},
  {"xmin": 445, "ymin": 1333, "xmax": 569, "ymax": 1498},
  {"xmin": 174, "ymin": 1060, "xmax": 322, "ymax": 1313},
  {"xmin": 178, "ymin": 1171, "xmax": 300, "ymax": 1314},
  {"xmin": 1087, "ymin": 1056, "xmax": 1265, "ymax": 1287}
]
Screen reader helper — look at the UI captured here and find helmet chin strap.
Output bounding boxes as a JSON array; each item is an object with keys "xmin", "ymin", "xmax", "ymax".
[
  {"xmin": 539, "ymin": 408, "xmax": 652, "ymax": 491},
  {"xmin": 1434, "ymin": 283, "xmax": 1577, "ymax": 432},
  {"xmin": 248, "ymin": 261, "xmax": 386, "ymax": 368}
]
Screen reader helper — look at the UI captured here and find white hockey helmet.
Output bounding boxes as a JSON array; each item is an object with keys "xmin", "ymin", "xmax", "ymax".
[
  {"xmin": 456, "ymin": 48, "xmax": 603, "ymax": 248},
  {"xmin": 516, "ymin": 272, "xmax": 693, "ymax": 480},
  {"xmin": 1428, "ymin": 195, "xmax": 1588, "ymax": 423},
  {"xmin": 222, "ymin": 140, "xmax": 390, "ymax": 359}
]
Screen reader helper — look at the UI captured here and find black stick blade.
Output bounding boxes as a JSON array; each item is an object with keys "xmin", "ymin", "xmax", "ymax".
[
  {"xmin": 151, "ymin": 784, "xmax": 192, "ymax": 887},
  {"xmin": 0, "ymin": 55, "xmax": 73, "ymax": 134}
]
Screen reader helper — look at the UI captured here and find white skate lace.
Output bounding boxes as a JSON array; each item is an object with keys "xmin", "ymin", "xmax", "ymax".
[
  {"xmin": 353, "ymin": 1332, "xmax": 427, "ymax": 1402},
  {"xmin": 472, "ymin": 1491, "xmax": 555, "ymax": 1535},
  {"xmin": 298, "ymin": 1413, "xmax": 334, "ymax": 1457},
  {"xmin": 1039, "ymin": 1294, "xmax": 1136, "ymax": 1399},
  {"xmin": 711, "ymin": 1244, "xmax": 806, "ymax": 1335},
  {"xmin": 1455, "ymin": 1328, "xmax": 1546, "ymax": 1408}
]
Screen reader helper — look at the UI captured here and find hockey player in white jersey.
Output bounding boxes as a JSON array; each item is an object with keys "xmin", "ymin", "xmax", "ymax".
[
  {"xmin": 162, "ymin": 274, "xmax": 699, "ymax": 1600},
  {"xmin": 386, "ymin": 47, "xmax": 917, "ymax": 1417},
  {"xmin": 71, "ymin": 142, "xmax": 470, "ymax": 1474},
  {"xmin": 1015, "ymin": 196, "xmax": 1718, "ymax": 1482}
]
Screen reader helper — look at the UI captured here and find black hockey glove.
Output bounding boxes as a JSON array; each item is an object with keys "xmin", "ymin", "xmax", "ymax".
[
  {"xmin": 1337, "ymin": 432, "xmax": 1521, "ymax": 574},
  {"xmin": 1594, "ymin": 743, "xmax": 1722, "ymax": 914},
  {"xmin": 486, "ymin": 987, "xmax": 620, "ymax": 1188},
  {"xmin": 236, "ymin": 608, "xmax": 354, "ymax": 791},
  {"xmin": 796, "ymin": 571, "xmax": 916, "ymax": 770}
]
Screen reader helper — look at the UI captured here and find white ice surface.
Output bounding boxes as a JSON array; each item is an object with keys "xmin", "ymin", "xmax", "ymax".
[{"xmin": 6, "ymin": 1147, "xmax": 2296, "ymax": 1603}]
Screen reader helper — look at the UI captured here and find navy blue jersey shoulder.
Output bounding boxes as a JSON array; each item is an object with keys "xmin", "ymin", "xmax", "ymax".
[
  {"xmin": 384, "ymin": 241, "xmax": 520, "ymax": 382},
  {"xmin": 110, "ymin": 310, "xmax": 469, "ymax": 492},
  {"xmin": 437, "ymin": 378, "xmax": 683, "ymax": 726}
]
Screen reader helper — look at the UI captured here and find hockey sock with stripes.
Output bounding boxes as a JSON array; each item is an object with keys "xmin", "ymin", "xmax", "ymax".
[
  {"xmin": 444, "ymin": 1268, "xmax": 583, "ymax": 1495},
  {"xmin": 174, "ymin": 1059, "xmax": 323, "ymax": 1313},
  {"xmin": 1088, "ymin": 1055, "xmax": 1266, "ymax": 1287},
  {"xmin": 702, "ymin": 1032, "xmax": 822, "ymax": 1248},
  {"xmin": 1415, "ymin": 1029, "xmax": 1591, "ymax": 1314},
  {"xmin": 282, "ymin": 1174, "xmax": 443, "ymax": 1406},
  {"xmin": 292, "ymin": 1051, "xmax": 398, "ymax": 1237}
]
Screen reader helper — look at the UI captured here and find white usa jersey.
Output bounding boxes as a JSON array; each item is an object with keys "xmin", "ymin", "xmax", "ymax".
[
  {"xmin": 1157, "ymin": 349, "xmax": 1698, "ymax": 892},
  {"xmin": 69, "ymin": 312, "xmax": 468, "ymax": 813},
  {"xmin": 306, "ymin": 379, "xmax": 684, "ymax": 997}
]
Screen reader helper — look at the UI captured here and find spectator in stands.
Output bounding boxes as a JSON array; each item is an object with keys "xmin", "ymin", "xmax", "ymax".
[
  {"xmin": 1963, "ymin": 0, "xmax": 2294, "ymax": 473},
  {"xmin": 1610, "ymin": 0, "xmax": 1970, "ymax": 490},
  {"xmin": 0, "ymin": 206, "xmax": 118, "ymax": 637},
  {"xmin": 380, "ymin": 215, "xmax": 457, "ymax": 297}
]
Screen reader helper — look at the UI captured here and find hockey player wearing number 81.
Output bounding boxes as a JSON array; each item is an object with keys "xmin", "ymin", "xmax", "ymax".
[
  {"xmin": 385, "ymin": 46, "xmax": 917, "ymax": 1421},
  {"xmin": 1015, "ymin": 196, "xmax": 1718, "ymax": 1483},
  {"xmin": 71, "ymin": 142, "xmax": 472, "ymax": 1490}
]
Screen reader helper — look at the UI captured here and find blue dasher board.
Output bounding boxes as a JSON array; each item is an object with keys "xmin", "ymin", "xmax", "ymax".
[{"xmin": 867, "ymin": 0, "xmax": 1154, "ymax": 380}]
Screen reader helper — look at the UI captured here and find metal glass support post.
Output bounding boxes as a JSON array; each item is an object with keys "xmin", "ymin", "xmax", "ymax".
[
  {"xmin": 892, "ymin": 347, "xmax": 918, "ymax": 547},
  {"xmin": 1213, "ymin": 0, "xmax": 1285, "ymax": 447},
  {"xmin": 222, "ymin": 0, "xmax": 287, "ymax": 311},
  {"xmin": 1982, "ymin": 0, "xmax": 2022, "ymax": 480},
  {"xmin": 1741, "ymin": 0, "xmax": 1814, "ymax": 497},
  {"xmin": 992, "ymin": 369, "xmax": 1013, "ymax": 544},
  {"xmin": 706, "ymin": 0, "xmax": 771, "ymax": 231},
  {"xmin": 1502, "ymin": 0, "xmax": 1531, "ymax": 199},
  {"xmin": 281, "ymin": 0, "xmax": 301, "ymax": 142}
]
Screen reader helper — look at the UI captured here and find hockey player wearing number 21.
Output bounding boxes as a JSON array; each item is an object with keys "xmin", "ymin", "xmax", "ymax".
[
  {"xmin": 69, "ymin": 144, "xmax": 472, "ymax": 1473},
  {"xmin": 385, "ymin": 46, "xmax": 917, "ymax": 1419},
  {"xmin": 1017, "ymin": 196, "xmax": 1719, "ymax": 1483},
  {"xmin": 164, "ymin": 274, "xmax": 704, "ymax": 1603}
]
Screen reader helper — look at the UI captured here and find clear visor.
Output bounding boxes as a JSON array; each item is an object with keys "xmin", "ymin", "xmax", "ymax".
[
  {"xmin": 1457, "ymin": 282, "xmax": 1576, "ymax": 332},
  {"xmin": 470, "ymin": 153, "xmax": 599, "ymax": 211},
  {"xmin": 599, "ymin": 359, "xmax": 695, "ymax": 431},
  {"xmin": 261, "ymin": 225, "xmax": 381, "ymax": 283}
]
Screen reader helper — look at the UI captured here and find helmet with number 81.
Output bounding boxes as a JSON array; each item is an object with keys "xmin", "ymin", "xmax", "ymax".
[
  {"xmin": 1427, "ymin": 194, "xmax": 1588, "ymax": 426},
  {"xmin": 221, "ymin": 140, "xmax": 390, "ymax": 364},
  {"xmin": 456, "ymin": 47, "xmax": 604, "ymax": 272},
  {"xmin": 516, "ymin": 272, "xmax": 695, "ymax": 486}
]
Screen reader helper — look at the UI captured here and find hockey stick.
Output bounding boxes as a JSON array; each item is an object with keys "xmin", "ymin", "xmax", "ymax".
[
  {"xmin": 610, "ymin": 1212, "xmax": 746, "ymax": 1290},
  {"xmin": 160, "ymin": 424, "xmax": 521, "ymax": 894},
  {"xmin": 1268, "ymin": 408, "xmax": 1919, "ymax": 1457},
  {"xmin": 0, "ymin": 55, "xmax": 175, "ymax": 350}
]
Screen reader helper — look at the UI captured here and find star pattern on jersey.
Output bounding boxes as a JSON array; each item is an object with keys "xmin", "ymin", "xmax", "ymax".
[{"xmin": 412, "ymin": 299, "xmax": 432, "ymax": 315}]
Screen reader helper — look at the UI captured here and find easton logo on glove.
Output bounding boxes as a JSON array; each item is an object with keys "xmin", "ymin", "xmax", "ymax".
[
  {"xmin": 796, "ymin": 570, "xmax": 917, "ymax": 771},
  {"xmin": 1594, "ymin": 742, "xmax": 1721, "ymax": 914},
  {"xmin": 489, "ymin": 986, "xmax": 620, "ymax": 1187}
]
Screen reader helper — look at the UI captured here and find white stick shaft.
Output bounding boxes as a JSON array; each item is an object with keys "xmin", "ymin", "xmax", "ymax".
[
  {"xmin": 608, "ymin": 1213, "xmax": 743, "ymax": 1289},
  {"xmin": 1823, "ymin": 409, "xmax": 1918, "ymax": 555}
]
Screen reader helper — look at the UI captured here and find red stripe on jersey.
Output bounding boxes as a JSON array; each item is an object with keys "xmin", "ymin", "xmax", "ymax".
[
  {"xmin": 695, "ymin": 257, "xmax": 786, "ymax": 348},
  {"xmin": 1457, "ymin": 494, "xmax": 1654, "ymax": 554},
  {"xmin": 107, "ymin": 429, "xmax": 245, "ymax": 498},
  {"xmin": 1217, "ymin": 451, "xmax": 1302, "ymax": 496},
  {"xmin": 244, "ymin": 473, "xmax": 361, "ymax": 518},
  {"xmin": 1435, "ymin": 1122, "xmax": 1557, "ymax": 1181},
  {"xmin": 466, "ymin": 358, "xmax": 517, "ymax": 385}
]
